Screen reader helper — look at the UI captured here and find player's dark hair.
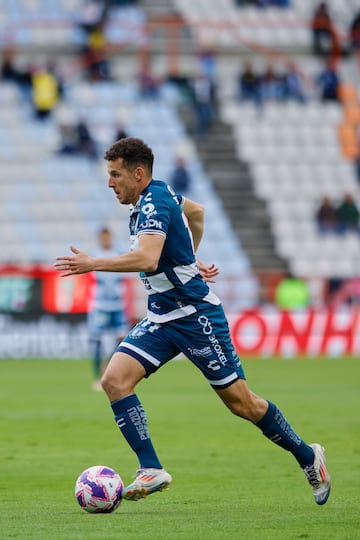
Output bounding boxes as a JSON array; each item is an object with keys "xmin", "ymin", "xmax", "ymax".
[{"xmin": 104, "ymin": 137, "xmax": 154, "ymax": 174}]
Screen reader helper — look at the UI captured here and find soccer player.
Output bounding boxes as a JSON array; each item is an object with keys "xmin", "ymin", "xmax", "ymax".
[
  {"xmin": 87, "ymin": 227, "xmax": 129, "ymax": 391},
  {"xmin": 55, "ymin": 137, "xmax": 331, "ymax": 505}
]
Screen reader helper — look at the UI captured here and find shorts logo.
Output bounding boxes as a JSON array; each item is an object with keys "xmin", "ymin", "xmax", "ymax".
[
  {"xmin": 197, "ymin": 315, "xmax": 227, "ymax": 368},
  {"xmin": 198, "ymin": 315, "xmax": 213, "ymax": 335},
  {"xmin": 187, "ymin": 346, "xmax": 212, "ymax": 357}
]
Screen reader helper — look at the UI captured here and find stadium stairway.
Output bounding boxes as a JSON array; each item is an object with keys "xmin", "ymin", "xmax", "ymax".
[{"xmin": 194, "ymin": 119, "xmax": 288, "ymax": 272}]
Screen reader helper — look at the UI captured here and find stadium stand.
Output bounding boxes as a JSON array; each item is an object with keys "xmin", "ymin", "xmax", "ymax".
[
  {"xmin": 1, "ymin": 0, "xmax": 359, "ymax": 309},
  {"xmin": 172, "ymin": 0, "xmax": 360, "ymax": 283},
  {"xmin": 0, "ymin": 67, "xmax": 258, "ymax": 309}
]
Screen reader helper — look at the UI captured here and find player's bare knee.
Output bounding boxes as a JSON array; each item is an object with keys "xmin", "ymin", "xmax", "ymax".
[{"xmin": 100, "ymin": 373, "xmax": 130, "ymax": 400}]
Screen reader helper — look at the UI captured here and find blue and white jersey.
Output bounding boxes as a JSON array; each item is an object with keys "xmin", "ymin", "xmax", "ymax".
[
  {"xmin": 92, "ymin": 248, "xmax": 126, "ymax": 312},
  {"xmin": 129, "ymin": 179, "xmax": 220, "ymax": 323}
]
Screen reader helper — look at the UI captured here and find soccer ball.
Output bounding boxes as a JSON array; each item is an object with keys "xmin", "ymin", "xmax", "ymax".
[{"xmin": 75, "ymin": 465, "xmax": 124, "ymax": 513}]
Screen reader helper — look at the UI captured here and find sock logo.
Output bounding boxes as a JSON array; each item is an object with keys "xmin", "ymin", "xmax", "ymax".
[
  {"xmin": 275, "ymin": 409, "xmax": 301, "ymax": 446},
  {"xmin": 128, "ymin": 405, "xmax": 149, "ymax": 441},
  {"xmin": 116, "ymin": 416, "xmax": 126, "ymax": 429}
]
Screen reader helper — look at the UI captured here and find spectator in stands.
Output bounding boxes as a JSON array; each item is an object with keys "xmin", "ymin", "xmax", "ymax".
[
  {"xmin": 282, "ymin": 62, "xmax": 307, "ymax": 103},
  {"xmin": 315, "ymin": 196, "xmax": 338, "ymax": 234},
  {"xmin": 316, "ymin": 60, "xmax": 340, "ymax": 102},
  {"xmin": 260, "ymin": 64, "xmax": 285, "ymax": 102},
  {"xmin": 198, "ymin": 48, "xmax": 219, "ymax": 112},
  {"xmin": 198, "ymin": 48, "xmax": 217, "ymax": 87},
  {"xmin": 349, "ymin": 9, "xmax": 360, "ymax": 52},
  {"xmin": 170, "ymin": 157, "xmax": 192, "ymax": 195},
  {"xmin": 57, "ymin": 118, "xmax": 98, "ymax": 159},
  {"xmin": 237, "ymin": 62, "xmax": 262, "ymax": 107},
  {"xmin": 166, "ymin": 71, "xmax": 194, "ymax": 104},
  {"xmin": 1, "ymin": 47, "xmax": 32, "ymax": 98},
  {"xmin": 31, "ymin": 63, "xmax": 62, "ymax": 120},
  {"xmin": 57, "ymin": 122, "xmax": 79, "ymax": 155},
  {"xmin": 310, "ymin": 2, "xmax": 341, "ymax": 61},
  {"xmin": 77, "ymin": 118, "xmax": 98, "ymax": 159},
  {"xmin": 1, "ymin": 47, "xmax": 20, "ymax": 83},
  {"xmin": 114, "ymin": 123, "xmax": 128, "ymax": 142},
  {"xmin": 336, "ymin": 193, "xmax": 360, "ymax": 234},
  {"xmin": 275, "ymin": 272, "xmax": 310, "ymax": 311},
  {"xmin": 138, "ymin": 67, "xmax": 160, "ymax": 100},
  {"xmin": 191, "ymin": 71, "xmax": 215, "ymax": 136},
  {"xmin": 83, "ymin": 21, "xmax": 111, "ymax": 81},
  {"xmin": 349, "ymin": 9, "xmax": 360, "ymax": 70}
]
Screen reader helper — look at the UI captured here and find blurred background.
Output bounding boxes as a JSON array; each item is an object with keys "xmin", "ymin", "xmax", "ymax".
[{"xmin": 0, "ymin": 0, "xmax": 359, "ymax": 359}]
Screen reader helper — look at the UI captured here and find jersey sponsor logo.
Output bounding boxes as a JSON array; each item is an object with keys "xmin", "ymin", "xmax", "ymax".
[
  {"xmin": 141, "ymin": 192, "xmax": 158, "ymax": 218},
  {"xmin": 138, "ymin": 219, "xmax": 163, "ymax": 230},
  {"xmin": 142, "ymin": 202, "xmax": 155, "ymax": 214}
]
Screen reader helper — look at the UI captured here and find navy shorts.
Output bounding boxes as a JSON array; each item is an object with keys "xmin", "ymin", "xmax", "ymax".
[{"xmin": 117, "ymin": 304, "xmax": 246, "ymax": 389}]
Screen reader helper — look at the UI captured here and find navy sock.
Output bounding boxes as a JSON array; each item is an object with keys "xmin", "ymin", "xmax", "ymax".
[
  {"xmin": 256, "ymin": 401, "xmax": 314, "ymax": 468},
  {"xmin": 111, "ymin": 394, "xmax": 162, "ymax": 469}
]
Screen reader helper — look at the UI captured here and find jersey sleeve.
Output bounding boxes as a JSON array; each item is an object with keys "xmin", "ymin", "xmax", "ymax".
[{"xmin": 137, "ymin": 189, "xmax": 172, "ymax": 238}]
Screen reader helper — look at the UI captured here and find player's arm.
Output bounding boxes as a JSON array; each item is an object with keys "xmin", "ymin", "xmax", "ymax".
[
  {"xmin": 182, "ymin": 197, "xmax": 204, "ymax": 252},
  {"xmin": 182, "ymin": 197, "xmax": 219, "ymax": 282},
  {"xmin": 54, "ymin": 234, "xmax": 165, "ymax": 277}
]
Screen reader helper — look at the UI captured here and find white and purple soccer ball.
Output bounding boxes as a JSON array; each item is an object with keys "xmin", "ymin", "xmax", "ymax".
[{"xmin": 75, "ymin": 465, "xmax": 124, "ymax": 513}]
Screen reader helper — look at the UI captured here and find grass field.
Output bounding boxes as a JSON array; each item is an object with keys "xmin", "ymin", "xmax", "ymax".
[{"xmin": 0, "ymin": 357, "xmax": 359, "ymax": 540}]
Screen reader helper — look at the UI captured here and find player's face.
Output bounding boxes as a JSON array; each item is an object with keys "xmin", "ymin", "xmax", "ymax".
[{"xmin": 107, "ymin": 158, "xmax": 140, "ymax": 205}]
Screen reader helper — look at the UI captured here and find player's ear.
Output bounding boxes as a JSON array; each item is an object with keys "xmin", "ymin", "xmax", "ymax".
[{"xmin": 134, "ymin": 166, "xmax": 142, "ymax": 180}]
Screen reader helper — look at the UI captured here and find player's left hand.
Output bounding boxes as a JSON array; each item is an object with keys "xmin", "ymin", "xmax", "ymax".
[
  {"xmin": 197, "ymin": 260, "xmax": 219, "ymax": 283},
  {"xmin": 54, "ymin": 246, "xmax": 94, "ymax": 277}
]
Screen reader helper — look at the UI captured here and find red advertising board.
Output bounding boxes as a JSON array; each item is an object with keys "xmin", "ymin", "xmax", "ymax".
[
  {"xmin": 230, "ymin": 308, "xmax": 360, "ymax": 357},
  {"xmin": 0, "ymin": 265, "xmax": 359, "ymax": 358},
  {"xmin": 0, "ymin": 264, "xmax": 134, "ymax": 318}
]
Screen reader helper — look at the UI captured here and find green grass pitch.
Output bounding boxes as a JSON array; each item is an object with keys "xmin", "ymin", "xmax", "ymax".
[{"xmin": 0, "ymin": 357, "xmax": 359, "ymax": 540}]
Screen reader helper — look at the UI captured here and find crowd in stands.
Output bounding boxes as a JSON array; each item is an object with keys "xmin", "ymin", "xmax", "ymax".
[
  {"xmin": 237, "ymin": 61, "xmax": 307, "ymax": 106},
  {"xmin": 311, "ymin": 3, "xmax": 360, "ymax": 63},
  {"xmin": 315, "ymin": 194, "xmax": 360, "ymax": 235},
  {"xmin": 236, "ymin": 59, "xmax": 343, "ymax": 105},
  {"xmin": 1, "ymin": 48, "xmax": 64, "ymax": 120}
]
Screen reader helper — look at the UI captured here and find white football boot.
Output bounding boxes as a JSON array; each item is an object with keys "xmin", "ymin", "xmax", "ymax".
[
  {"xmin": 123, "ymin": 468, "xmax": 172, "ymax": 501},
  {"xmin": 303, "ymin": 443, "xmax": 331, "ymax": 505}
]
